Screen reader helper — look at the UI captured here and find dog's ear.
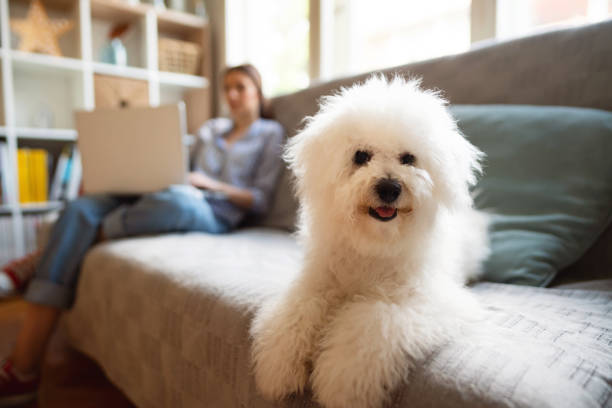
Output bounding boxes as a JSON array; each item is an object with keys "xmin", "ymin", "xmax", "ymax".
[
  {"xmin": 435, "ymin": 130, "xmax": 484, "ymax": 211},
  {"xmin": 283, "ymin": 125, "xmax": 324, "ymax": 200}
]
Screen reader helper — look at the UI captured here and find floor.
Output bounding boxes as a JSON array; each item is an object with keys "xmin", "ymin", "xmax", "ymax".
[{"xmin": 0, "ymin": 297, "xmax": 135, "ymax": 408}]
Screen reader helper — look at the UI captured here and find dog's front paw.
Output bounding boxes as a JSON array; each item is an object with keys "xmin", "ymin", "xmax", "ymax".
[
  {"xmin": 311, "ymin": 356, "xmax": 393, "ymax": 408},
  {"xmin": 251, "ymin": 300, "xmax": 312, "ymax": 400},
  {"xmin": 252, "ymin": 343, "xmax": 309, "ymax": 400},
  {"xmin": 251, "ymin": 284, "xmax": 330, "ymax": 401},
  {"xmin": 310, "ymin": 301, "xmax": 416, "ymax": 408}
]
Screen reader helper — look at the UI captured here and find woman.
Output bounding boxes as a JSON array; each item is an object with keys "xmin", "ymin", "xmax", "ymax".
[{"xmin": 0, "ymin": 64, "xmax": 284, "ymax": 403}]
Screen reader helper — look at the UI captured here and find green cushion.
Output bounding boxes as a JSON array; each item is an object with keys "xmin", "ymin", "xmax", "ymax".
[{"xmin": 450, "ymin": 105, "xmax": 612, "ymax": 286}]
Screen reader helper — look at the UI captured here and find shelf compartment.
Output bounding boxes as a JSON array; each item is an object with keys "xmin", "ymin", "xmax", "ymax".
[
  {"xmin": 16, "ymin": 127, "xmax": 77, "ymax": 141},
  {"xmin": 14, "ymin": 67, "xmax": 85, "ymax": 129},
  {"xmin": 94, "ymin": 74, "xmax": 149, "ymax": 109},
  {"xmin": 16, "ymin": 139, "xmax": 76, "ymax": 209},
  {"xmin": 9, "ymin": 0, "xmax": 82, "ymax": 59},
  {"xmin": 90, "ymin": 0, "xmax": 207, "ymax": 34},
  {"xmin": 157, "ymin": 20, "xmax": 210, "ymax": 80},
  {"xmin": 91, "ymin": 0, "xmax": 148, "ymax": 70}
]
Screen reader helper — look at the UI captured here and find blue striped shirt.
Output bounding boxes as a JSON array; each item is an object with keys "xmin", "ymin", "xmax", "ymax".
[{"xmin": 190, "ymin": 118, "xmax": 285, "ymax": 228}]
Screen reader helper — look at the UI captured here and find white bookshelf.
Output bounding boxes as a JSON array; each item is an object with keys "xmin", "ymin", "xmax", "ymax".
[
  {"xmin": 0, "ymin": 0, "xmax": 212, "ymax": 260},
  {"xmin": 16, "ymin": 127, "xmax": 78, "ymax": 141},
  {"xmin": 20, "ymin": 201, "xmax": 64, "ymax": 213}
]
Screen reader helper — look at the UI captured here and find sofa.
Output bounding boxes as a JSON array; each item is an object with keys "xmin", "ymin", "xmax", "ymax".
[{"xmin": 63, "ymin": 20, "xmax": 612, "ymax": 407}]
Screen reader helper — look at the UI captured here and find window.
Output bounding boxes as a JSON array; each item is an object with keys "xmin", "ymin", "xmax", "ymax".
[
  {"xmin": 223, "ymin": 0, "xmax": 611, "ymax": 96},
  {"xmin": 496, "ymin": 0, "xmax": 612, "ymax": 40},
  {"xmin": 225, "ymin": 0, "xmax": 309, "ymax": 96},
  {"xmin": 322, "ymin": 0, "xmax": 471, "ymax": 79}
]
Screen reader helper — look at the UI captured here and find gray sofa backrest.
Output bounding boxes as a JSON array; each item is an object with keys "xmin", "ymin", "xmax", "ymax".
[
  {"xmin": 271, "ymin": 19, "xmax": 612, "ymax": 137},
  {"xmin": 263, "ymin": 20, "xmax": 612, "ymax": 284}
]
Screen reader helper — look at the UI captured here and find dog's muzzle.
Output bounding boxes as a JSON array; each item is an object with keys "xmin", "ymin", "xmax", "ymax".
[{"xmin": 369, "ymin": 178, "xmax": 401, "ymax": 222}]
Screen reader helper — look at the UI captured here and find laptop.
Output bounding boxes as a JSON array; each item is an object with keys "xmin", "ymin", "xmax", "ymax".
[{"xmin": 75, "ymin": 103, "xmax": 188, "ymax": 195}]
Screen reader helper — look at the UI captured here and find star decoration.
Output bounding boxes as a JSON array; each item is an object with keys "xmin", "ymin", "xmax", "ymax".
[{"xmin": 10, "ymin": 0, "xmax": 74, "ymax": 57}]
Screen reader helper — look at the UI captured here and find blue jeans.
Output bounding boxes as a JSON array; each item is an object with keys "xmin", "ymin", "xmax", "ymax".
[{"xmin": 24, "ymin": 185, "xmax": 230, "ymax": 309}]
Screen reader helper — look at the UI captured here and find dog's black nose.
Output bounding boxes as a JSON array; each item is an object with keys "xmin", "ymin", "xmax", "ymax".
[{"xmin": 375, "ymin": 179, "xmax": 401, "ymax": 203}]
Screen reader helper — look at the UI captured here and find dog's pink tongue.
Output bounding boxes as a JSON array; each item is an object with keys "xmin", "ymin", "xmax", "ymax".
[{"xmin": 376, "ymin": 206, "xmax": 395, "ymax": 218}]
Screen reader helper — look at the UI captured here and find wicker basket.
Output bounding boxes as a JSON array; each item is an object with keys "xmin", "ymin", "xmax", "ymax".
[{"xmin": 158, "ymin": 37, "xmax": 201, "ymax": 75}]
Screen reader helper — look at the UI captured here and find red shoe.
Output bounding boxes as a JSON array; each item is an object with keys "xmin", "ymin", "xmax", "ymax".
[
  {"xmin": 0, "ymin": 359, "xmax": 39, "ymax": 407},
  {"xmin": 0, "ymin": 250, "xmax": 41, "ymax": 298}
]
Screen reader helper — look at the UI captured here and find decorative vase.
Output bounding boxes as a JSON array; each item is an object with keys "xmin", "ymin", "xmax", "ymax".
[
  {"xmin": 100, "ymin": 38, "xmax": 127, "ymax": 66},
  {"xmin": 169, "ymin": 0, "xmax": 186, "ymax": 12},
  {"xmin": 193, "ymin": 0, "xmax": 207, "ymax": 18},
  {"xmin": 143, "ymin": 0, "xmax": 166, "ymax": 9}
]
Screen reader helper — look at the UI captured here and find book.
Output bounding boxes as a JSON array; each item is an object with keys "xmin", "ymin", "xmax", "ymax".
[
  {"xmin": 28, "ymin": 150, "xmax": 39, "ymax": 202},
  {"xmin": 0, "ymin": 143, "xmax": 9, "ymax": 204},
  {"xmin": 0, "ymin": 217, "xmax": 12, "ymax": 265},
  {"xmin": 66, "ymin": 147, "xmax": 81, "ymax": 200},
  {"xmin": 17, "ymin": 149, "xmax": 31, "ymax": 204},
  {"xmin": 32, "ymin": 150, "xmax": 49, "ymax": 202},
  {"xmin": 50, "ymin": 145, "xmax": 71, "ymax": 202},
  {"xmin": 17, "ymin": 148, "xmax": 51, "ymax": 204},
  {"xmin": 62, "ymin": 149, "xmax": 73, "ymax": 200},
  {"xmin": 14, "ymin": 145, "xmax": 79, "ymax": 205}
]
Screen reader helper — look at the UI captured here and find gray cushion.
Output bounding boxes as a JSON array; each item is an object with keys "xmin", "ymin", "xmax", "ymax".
[{"xmin": 450, "ymin": 105, "xmax": 612, "ymax": 286}]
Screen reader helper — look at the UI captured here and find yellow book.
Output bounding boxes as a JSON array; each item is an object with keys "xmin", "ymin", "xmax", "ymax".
[
  {"xmin": 29, "ymin": 150, "xmax": 40, "ymax": 202},
  {"xmin": 17, "ymin": 149, "xmax": 31, "ymax": 204},
  {"xmin": 33, "ymin": 150, "xmax": 49, "ymax": 202},
  {"xmin": 38, "ymin": 150, "xmax": 49, "ymax": 202},
  {"xmin": 28, "ymin": 150, "xmax": 38, "ymax": 203}
]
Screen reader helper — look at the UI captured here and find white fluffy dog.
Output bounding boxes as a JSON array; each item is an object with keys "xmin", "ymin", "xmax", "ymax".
[{"xmin": 250, "ymin": 76, "xmax": 490, "ymax": 408}]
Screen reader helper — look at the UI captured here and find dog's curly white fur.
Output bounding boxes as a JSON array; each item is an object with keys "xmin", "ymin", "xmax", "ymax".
[{"xmin": 250, "ymin": 76, "xmax": 490, "ymax": 408}]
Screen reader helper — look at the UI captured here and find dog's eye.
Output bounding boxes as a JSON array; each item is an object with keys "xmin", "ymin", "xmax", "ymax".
[
  {"xmin": 353, "ymin": 150, "xmax": 372, "ymax": 166},
  {"xmin": 400, "ymin": 152, "xmax": 416, "ymax": 166}
]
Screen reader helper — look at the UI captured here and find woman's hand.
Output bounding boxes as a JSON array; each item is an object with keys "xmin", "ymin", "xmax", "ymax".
[
  {"xmin": 188, "ymin": 171, "xmax": 221, "ymax": 191},
  {"xmin": 188, "ymin": 171, "xmax": 254, "ymax": 209}
]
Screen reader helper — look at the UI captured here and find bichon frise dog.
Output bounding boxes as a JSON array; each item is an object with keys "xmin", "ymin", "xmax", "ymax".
[{"xmin": 251, "ymin": 75, "xmax": 490, "ymax": 408}]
